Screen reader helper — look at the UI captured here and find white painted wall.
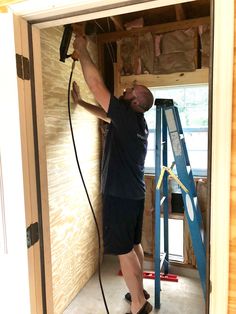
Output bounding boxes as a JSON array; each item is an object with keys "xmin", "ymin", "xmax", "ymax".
[{"xmin": 0, "ymin": 13, "xmax": 31, "ymax": 314}]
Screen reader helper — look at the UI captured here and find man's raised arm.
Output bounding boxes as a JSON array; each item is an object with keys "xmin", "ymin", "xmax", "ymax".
[{"xmin": 73, "ymin": 35, "xmax": 111, "ymax": 113}]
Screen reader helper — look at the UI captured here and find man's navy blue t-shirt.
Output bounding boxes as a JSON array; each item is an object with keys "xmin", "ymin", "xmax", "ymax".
[{"xmin": 101, "ymin": 95, "xmax": 149, "ymax": 200}]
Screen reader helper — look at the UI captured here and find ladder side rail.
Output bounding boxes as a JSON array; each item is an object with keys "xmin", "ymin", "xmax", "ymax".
[
  {"xmin": 171, "ymin": 107, "xmax": 204, "ymax": 231},
  {"xmin": 162, "ymin": 113, "xmax": 169, "ymax": 275},
  {"xmin": 163, "ymin": 107, "xmax": 206, "ymax": 298},
  {"xmin": 173, "ymin": 148, "xmax": 206, "ymax": 252},
  {"xmin": 179, "ymin": 189, "xmax": 207, "ymax": 298},
  {"xmin": 169, "ymin": 133, "xmax": 207, "ymax": 297},
  {"xmin": 165, "ymin": 107, "xmax": 204, "ymax": 231},
  {"xmin": 174, "ymin": 106, "xmax": 197, "ymax": 197},
  {"xmin": 154, "ymin": 104, "xmax": 162, "ymax": 309},
  {"xmin": 173, "ymin": 106, "xmax": 191, "ymax": 166},
  {"xmin": 164, "ymin": 106, "xmax": 192, "ymax": 194}
]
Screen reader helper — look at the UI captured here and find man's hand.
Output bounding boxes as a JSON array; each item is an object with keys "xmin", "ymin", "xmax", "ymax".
[
  {"xmin": 71, "ymin": 35, "xmax": 87, "ymax": 60},
  {"xmin": 73, "ymin": 35, "xmax": 87, "ymax": 53},
  {"xmin": 71, "ymin": 81, "xmax": 81, "ymax": 105},
  {"xmin": 70, "ymin": 80, "xmax": 111, "ymax": 123}
]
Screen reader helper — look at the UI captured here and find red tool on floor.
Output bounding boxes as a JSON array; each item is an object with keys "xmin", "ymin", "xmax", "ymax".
[{"xmin": 118, "ymin": 270, "xmax": 178, "ymax": 282}]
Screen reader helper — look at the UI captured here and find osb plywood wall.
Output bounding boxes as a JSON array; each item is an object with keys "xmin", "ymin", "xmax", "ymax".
[
  {"xmin": 40, "ymin": 28, "xmax": 102, "ymax": 314},
  {"xmin": 228, "ymin": 5, "xmax": 236, "ymax": 312}
]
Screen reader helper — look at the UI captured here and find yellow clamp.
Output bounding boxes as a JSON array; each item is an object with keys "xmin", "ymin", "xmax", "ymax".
[{"xmin": 156, "ymin": 166, "xmax": 189, "ymax": 193}]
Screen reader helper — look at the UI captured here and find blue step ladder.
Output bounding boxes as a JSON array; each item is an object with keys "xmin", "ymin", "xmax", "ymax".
[{"xmin": 154, "ymin": 98, "xmax": 206, "ymax": 309}]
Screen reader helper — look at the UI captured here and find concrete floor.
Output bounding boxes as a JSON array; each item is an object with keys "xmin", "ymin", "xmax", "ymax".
[{"xmin": 63, "ymin": 255, "xmax": 205, "ymax": 314}]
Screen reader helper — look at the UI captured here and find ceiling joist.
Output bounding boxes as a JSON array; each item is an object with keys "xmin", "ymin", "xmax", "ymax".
[
  {"xmin": 98, "ymin": 16, "xmax": 210, "ymax": 43},
  {"xmin": 175, "ymin": 3, "xmax": 186, "ymax": 21},
  {"xmin": 110, "ymin": 16, "xmax": 124, "ymax": 31}
]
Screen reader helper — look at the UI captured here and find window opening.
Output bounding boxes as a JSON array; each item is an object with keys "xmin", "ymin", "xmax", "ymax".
[{"xmin": 145, "ymin": 84, "xmax": 209, "ymax": 177}]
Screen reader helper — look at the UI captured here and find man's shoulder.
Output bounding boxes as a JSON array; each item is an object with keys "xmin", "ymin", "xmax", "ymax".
[
  {"xmin": 108, "ymin": 95, "xmax": 127, "ymax": 116},
  {"xmin": 109, "ymin": 94, "xmax": 120, "ymax": 106}
]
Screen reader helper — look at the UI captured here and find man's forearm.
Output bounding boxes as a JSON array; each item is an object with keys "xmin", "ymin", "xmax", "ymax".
[
  {"xmin": 76, "ymin": 47, "xmax": 105, "ymax": 96},
  {"xmin": 78, "ymin": 99, "xmax": 110, "ymax": 123},
  {"xmin": 73, "ymin": 36, "xmax": 111, "ymax": 112}
]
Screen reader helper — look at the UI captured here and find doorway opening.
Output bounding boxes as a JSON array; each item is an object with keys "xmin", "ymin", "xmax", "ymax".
[{"xmin": 24, "ymin": 0, "xmax": 234, "ymax": 312}]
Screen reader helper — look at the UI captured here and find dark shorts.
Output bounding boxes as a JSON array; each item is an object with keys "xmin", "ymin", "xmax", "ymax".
[{"xmin": 102, "ymin": 194, "xmax": 144, "ymax": 255}]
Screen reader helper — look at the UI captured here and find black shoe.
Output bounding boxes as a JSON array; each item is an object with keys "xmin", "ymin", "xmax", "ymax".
[
  {"xmin": 125, "ymin": 301, "xmax": 153, "ymax": 314},
  {"xmin": 125, "ymin": 289, "xmax": 150, "ymax": 303}
]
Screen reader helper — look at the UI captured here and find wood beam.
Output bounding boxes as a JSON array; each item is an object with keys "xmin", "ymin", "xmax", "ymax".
[
  {"xmin": 110, "ymin": 16, "xmax": 124, "ymax": 31},
  {"xmin": 119, "ymin": 69, "xmax": 209, "ymax": 93},
  {"xmin": 175, "ymin": 4, "xmax": 186, "ymax": 21},
  {"xmin": 0, "ymin": 0, "xmax": 21, "ymax": 11},
  {"xmin": 72, "ymin": 22, "xmax": 86, "ymax": 35},
  {"xmin": 97, "ymin": 17, "xmax": 210, "ymax": 43}
]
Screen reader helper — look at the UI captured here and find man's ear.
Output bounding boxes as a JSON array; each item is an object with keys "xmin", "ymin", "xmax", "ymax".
[
  {"xmin": 132, "ymin": 98, "xmax": 138, "ymax": 105},
  {"xmin": 132, "ymin": 99, "xmax": 145, "ymax": 112}
]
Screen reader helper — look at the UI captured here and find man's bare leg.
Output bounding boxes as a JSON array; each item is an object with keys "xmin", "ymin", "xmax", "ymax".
[
  {"xmin": 119, "ymin": 249, "xmax": 146, "ymax": 313},
  {"xmin": 134, "ymin": 244, "xmax": 144, "ymax": 275}
]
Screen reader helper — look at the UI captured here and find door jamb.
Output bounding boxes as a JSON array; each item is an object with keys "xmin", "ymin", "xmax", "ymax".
[{"xmin": 26, "ymin": 0, "xmax": 233, "ymax": 313}]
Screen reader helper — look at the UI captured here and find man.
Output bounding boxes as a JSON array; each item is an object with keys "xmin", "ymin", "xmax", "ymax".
[{"xmin": 72, "ymin": 35, "xmax": 154, "ymax": 314}]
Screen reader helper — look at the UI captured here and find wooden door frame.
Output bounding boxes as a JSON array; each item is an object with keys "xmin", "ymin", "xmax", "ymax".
[
  {"xmin": 27, "ymin": 24, "xmax": 54, "ymax": 314},
  {"xmin": 12, "ymin": 15, "xmax": 44, "ymax": 314},
  {"xmin": 208, "ymin": 0, "xmax": 233, "ymax": 313},
  {"xmin": 24, "ymin": 0, "xmax": 233, "ymax": 313}
]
